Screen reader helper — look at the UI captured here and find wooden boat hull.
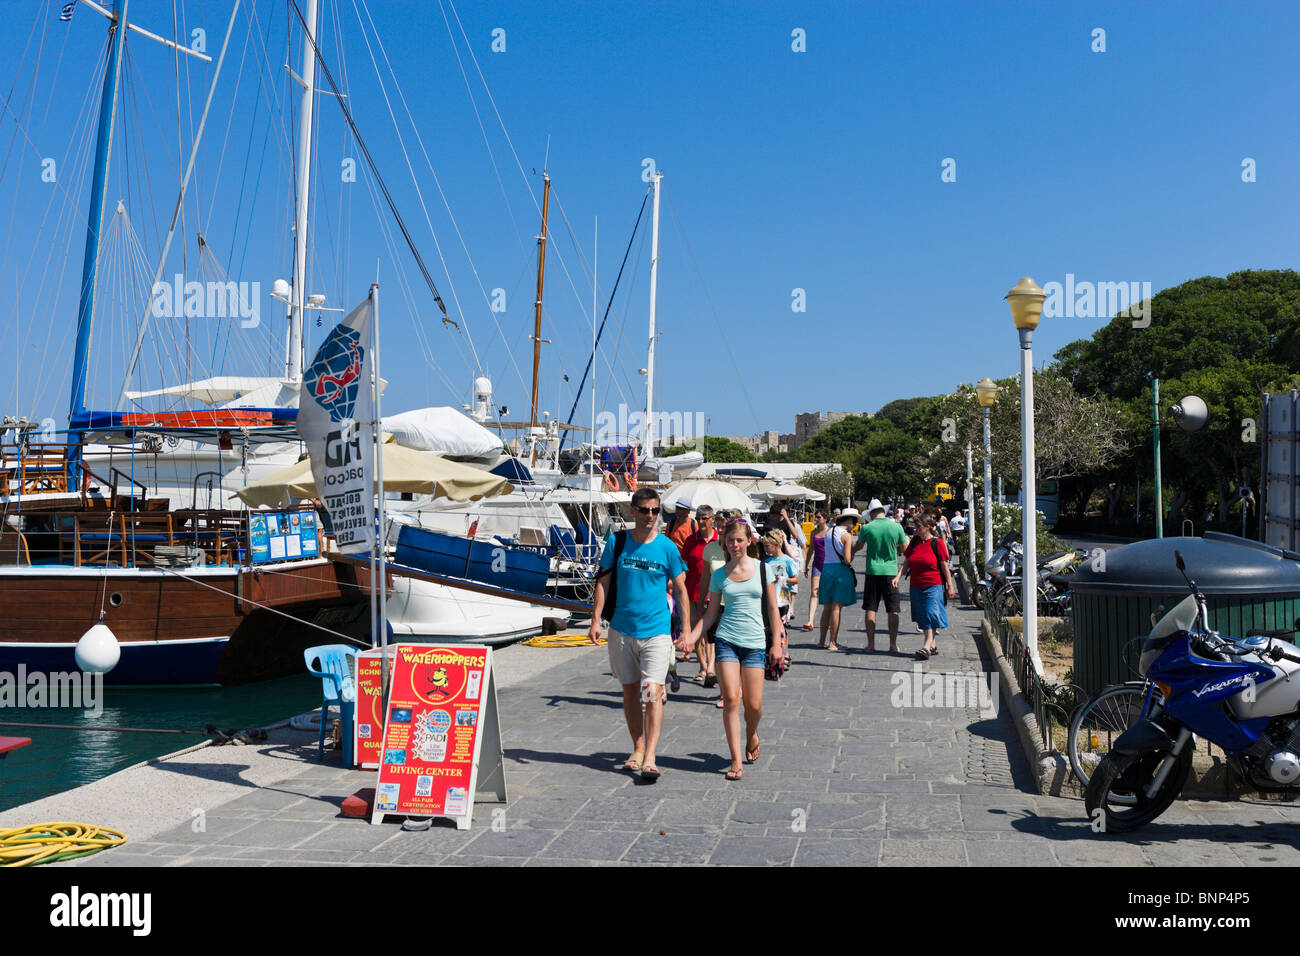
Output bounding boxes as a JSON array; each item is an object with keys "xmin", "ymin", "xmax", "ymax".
[{"xmin": 0, "ymin": 558, "xmax": 377, "ymax": 685}]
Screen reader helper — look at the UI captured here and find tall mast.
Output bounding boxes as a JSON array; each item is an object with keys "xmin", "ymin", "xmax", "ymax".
[
  {"xmin": 286, "ymin": 0, "xmax": 320, "ymax": 382},
  {"xmin": 529, "ymin": 174, "xmax": 551, "ymax": 428},
  {"xmin": 644, "ymin": 171, "xmax": 662, "ymax": 455},
  {"xmin": 68, "ymin": 0, "xmax": 130, "ymax": 466}
]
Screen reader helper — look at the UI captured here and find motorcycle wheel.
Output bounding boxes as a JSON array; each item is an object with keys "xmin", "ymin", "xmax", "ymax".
[
  {"xmin": 1084, "ymin": 747, "xmax": 1191, "ymax": 833},
  {"xmin": 994, "ymin": 584, "xmax": 1022, "ymax": 617},
  {"xmin": 973, "ymin": 582, "xmax": 987, "ymax": 610}
]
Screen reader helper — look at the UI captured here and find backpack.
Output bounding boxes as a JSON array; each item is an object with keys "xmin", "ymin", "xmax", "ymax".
[{"xmin": 596, "ymin": 530, "xmax": 629, "ymax": 623}]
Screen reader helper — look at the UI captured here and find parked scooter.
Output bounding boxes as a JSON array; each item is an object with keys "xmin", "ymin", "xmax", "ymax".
[{"xmin": 1085, "ymin": 550, "xmax": 1300, "ymax": 832}]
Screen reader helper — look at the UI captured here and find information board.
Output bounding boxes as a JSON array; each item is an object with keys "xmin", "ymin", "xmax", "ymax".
[
  {"xmin": 249, "ymin": 511, "xmax": 320, "ymax": 564},
  {"xmin": 353, "ymin": 649, "xmax": 386, "ymax": 769},
  {"xmin": 371, "ymin": 644, "xmax": 505, "ymax": 829}
]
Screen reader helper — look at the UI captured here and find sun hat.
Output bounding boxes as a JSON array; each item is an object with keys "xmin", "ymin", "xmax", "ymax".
[
  {"xmin": 836, "ymin": 508, "xmax": 861, "ymax": 525},
  {"xmin": 867, "ymin": 498, "xmax": 885, "ymax": 515}
]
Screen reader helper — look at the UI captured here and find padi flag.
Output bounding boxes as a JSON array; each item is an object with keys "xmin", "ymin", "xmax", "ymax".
[
  {"xmin": 297, "ymin": 296, "xmax": 375, "ymax": 554},
  {"xmin": 59, "ymin": 2, "xmax": 75, "ymax": 22}
]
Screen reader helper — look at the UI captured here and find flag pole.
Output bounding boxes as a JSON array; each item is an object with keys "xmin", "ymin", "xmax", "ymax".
[{"xmin": 370, "ymin": 282, "xmax": 388, "ymax": 695}]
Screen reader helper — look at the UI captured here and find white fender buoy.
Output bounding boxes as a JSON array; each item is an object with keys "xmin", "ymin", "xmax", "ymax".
[{"xmin": 75, "ymin": 619, "xmax": 120, "ymax": 674}]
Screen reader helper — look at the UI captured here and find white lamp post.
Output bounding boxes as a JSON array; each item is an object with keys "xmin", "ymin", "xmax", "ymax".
[
  {"xmin": 1006, "ymin": 277, "xmax": 1045, "ymax": 675},
  {"xmin": 976, "ymin": 377, "xmax": 997, "ymax": 568}
]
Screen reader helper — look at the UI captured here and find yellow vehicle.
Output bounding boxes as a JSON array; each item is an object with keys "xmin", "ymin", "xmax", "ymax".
[{"xmin": 922, "ymin": 483, "xmax": 955, "ymax": 505}]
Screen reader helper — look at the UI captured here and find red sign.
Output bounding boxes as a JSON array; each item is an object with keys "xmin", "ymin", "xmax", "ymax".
[
  {"xmin": 371, "ymin": 644, "xmax": 492, "ymax": 826},
  {"xmin": 353, "ymin": 650, "xmax": 385, "ymax": 768}
]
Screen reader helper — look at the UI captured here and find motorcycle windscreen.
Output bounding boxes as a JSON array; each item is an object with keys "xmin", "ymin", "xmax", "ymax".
[{"xmin": 1139, "ymin": 594, "xmax": 1199, "ymax": 676}]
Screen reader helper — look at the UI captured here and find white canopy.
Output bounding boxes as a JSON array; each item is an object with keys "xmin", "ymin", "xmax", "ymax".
[
  {"xmin": 764, "ymin": 484, "xmax": 826, "ymax": 501},
  {"xmin": 382, "ymin": 406, "xmax": 505, "ymax": 459},
  {"xmin": 661, "ymin": 478, "xmax": 754, "ymax": 514}
]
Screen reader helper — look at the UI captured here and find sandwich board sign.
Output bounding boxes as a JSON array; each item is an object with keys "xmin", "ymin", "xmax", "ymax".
[{"xmin": 371, "ymin": 644, "xmax": 505, "ymax": 829}]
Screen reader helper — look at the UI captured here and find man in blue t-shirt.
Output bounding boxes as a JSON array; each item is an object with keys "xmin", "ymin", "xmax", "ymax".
[{"xmin": 589, "ymin": 487, "xmax": 691, "ymax": 782}]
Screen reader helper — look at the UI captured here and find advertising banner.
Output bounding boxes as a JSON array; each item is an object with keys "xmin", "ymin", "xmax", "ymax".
[
  {"xmin": 371, "ymin": 644, "xmax": 505, "ymax": 829},
  {"xmin": 296, "ymin": 296, "xmax": 375, "ymax": 554},
  {"xmin": 249, "ymin": 511, "xmax": 320, "ymax": 564},
  {"xmin": 353, "ymin": 649, "xmax": 386, "ymax": 769}
]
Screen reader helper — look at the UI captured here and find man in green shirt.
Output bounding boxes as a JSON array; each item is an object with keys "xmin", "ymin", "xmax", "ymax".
[{"xmin": 852, "ymin": 499, "xmax": 909, "ymax": 652}]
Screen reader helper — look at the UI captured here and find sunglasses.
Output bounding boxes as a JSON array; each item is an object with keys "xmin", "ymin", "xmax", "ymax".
[{"xmin": 633, "ymin": 505, "xmax": 661, "ymax": 515}]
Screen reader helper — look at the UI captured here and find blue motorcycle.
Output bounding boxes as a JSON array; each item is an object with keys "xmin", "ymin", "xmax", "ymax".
[{"xmin": 1085, "ymin": 550, "xmax": 1300, "ymax": 832}]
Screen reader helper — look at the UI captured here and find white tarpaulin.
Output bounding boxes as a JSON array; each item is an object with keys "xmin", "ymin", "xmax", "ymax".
[
  {"xmin": 296, "ymin": 296, "xmax": 375, "ymax": 554},
  {"xmin": 382, "ymin": 406, "xmax": 503, "ymax": 459}
]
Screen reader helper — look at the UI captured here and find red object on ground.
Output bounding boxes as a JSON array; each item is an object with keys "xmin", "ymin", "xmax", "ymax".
[
  {"xmin": 341, "ymin": 788, "xmax": 375, "ymax": 818},
  {"xmin": 0, "ymin": 736, "xmax": 31, "ymax": 755}
]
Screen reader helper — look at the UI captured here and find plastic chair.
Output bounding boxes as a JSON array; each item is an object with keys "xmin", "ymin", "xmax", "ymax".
[{"xmin": 303, "ymin": 644, "xmax": 357, "ymax": 766}]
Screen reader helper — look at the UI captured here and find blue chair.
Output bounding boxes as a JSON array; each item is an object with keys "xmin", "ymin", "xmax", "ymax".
[{"xmin": 303, "ymin": 644, "xmax": 357, "ymax": 766}]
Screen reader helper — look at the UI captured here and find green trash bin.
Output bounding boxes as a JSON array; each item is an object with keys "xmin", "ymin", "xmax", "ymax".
[{"xmin": 1069, "ymin": 533, "xmax": 1300, "ymax": 696}]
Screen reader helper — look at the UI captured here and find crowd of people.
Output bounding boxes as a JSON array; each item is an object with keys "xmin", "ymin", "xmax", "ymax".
[{"xmin": 588, "ymin": 488, "xmax": 965, "ymax": 782}]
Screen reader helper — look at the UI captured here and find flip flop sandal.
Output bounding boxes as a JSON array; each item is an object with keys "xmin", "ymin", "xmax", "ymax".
[
  {"xmin": 621, "ymin": 756, "xmax": 643, "ymax": 772},
  {"xmin": 745, "ymin": 743, "xmax": 760, "ymax": 764},
  {"xmin": 725, "ymin": 768, "xmax": 743, "ymax": 781},
  {"xmin": 640, "ymin": 766, "xmax": 661, "ymax": 782},
  {"xmin": 703, "ymin": 673, "xmax": 717, "ymax": 689}
]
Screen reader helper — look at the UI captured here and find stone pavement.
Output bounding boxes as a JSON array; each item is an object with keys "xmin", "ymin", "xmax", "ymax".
[{"xmin": 77, "ymin": 552, "xmax": 1300, "ymax": 867}]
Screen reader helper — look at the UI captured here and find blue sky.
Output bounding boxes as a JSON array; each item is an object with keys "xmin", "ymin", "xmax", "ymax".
[{"xmin": 1, "ymin": 0, "xmax": 1297, "ymax": 440}]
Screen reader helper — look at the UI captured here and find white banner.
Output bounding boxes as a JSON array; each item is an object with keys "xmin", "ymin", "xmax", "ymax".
[{"xmin": 296, "ymin": 296, "xmax": 375, "ymax": 554}]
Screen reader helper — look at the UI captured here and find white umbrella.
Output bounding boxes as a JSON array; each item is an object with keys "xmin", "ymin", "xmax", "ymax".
[
  {"xmin": 765, "ymin": 484, "xmax": 826, "ymax": 502},
  {"xmin": 661, "ymin": 478, "xmax": 754, "ymax": 514}
]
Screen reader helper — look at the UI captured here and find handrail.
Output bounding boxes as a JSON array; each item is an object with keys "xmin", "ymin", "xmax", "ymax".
[{"xmin": 191, "ymin": 471, "xmax": 225, "ymax": 510}]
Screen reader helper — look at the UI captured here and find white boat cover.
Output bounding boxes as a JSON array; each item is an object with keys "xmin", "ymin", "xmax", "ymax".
[{"xmin": 382, "ymin": 406, "xmax": 505, "ymax": 459}]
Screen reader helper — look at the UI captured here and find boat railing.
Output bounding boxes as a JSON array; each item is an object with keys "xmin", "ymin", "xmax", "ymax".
[
  {"xmin": 0, "ymin": 442, "xmax": 69, "ymax": 496},
  {"xmin": 78, "ymin": 459, "xmax": 150, "ymax": 509},
  {"xmin": 191, "ymin": 471, "xmax": 225, "ymax": 510},
  {"xmin": 0, "ymin": 506, "xmax": 317, "ymax": 570}
]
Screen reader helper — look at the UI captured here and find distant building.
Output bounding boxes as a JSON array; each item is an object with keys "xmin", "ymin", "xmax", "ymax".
[{"xmin": 795, "ymin": 411, "xmax": 869, "ymax": 447}]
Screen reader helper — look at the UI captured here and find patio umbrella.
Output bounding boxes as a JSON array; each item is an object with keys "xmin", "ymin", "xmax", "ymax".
[
  {"xmin": 232, "ymin": 437, "xmax": 514, "ymax": 508},
  {"xmin": 661, "ymin": 478, "xmax": 755, "ymax": 514}
]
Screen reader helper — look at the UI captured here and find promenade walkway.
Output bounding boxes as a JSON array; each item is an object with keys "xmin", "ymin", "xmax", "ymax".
[{"xmin": 71, "ymin": 554, "xmax": 1300, "ymax": 867}]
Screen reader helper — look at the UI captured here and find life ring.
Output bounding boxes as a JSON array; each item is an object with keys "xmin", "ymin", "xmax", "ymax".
[
  {"xmin": 603, "ymin": 470, "xmax": 618, "ymax": 491},
  {"xmin": 624, "ymin": 472, "xmax": 638, "ymax": 492}
]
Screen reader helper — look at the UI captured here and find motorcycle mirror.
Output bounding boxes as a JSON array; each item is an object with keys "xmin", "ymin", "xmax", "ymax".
[{"xmin": 1175, "ymin": 550, "xmax": 1185, "ymax": 572}]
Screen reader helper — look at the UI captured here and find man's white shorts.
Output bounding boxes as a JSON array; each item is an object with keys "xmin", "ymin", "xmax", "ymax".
[{"xmin": 606, "ymin": 626, "xmax": 672, "ymax": 687}]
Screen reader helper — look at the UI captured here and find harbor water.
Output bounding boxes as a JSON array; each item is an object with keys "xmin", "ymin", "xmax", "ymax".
[{"xmin": 0, "ymin": 674, "xmax": 322, "ymax": 812}]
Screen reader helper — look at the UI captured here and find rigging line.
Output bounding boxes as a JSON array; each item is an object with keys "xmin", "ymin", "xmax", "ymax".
[
  {"xmin": 0, "ymin": 0, "xmax": 48, "ymax": 185},
  {"xmin": 664, "ymin": 182, "xmax": 762, "ymax": 432},
  {"xmin": 348, "ymin": 0, "xmax": 486, "ymax": 378},
  {"xmin": 600, "ymin": 222, "xmax": 647, "ymax": 422},
  {"xmin": 225, "ymin": 5, "xmax": 277, "ymax": 270},
  {"xmin": 200, "ymin": 10, "xmax": 254, "ymax": 230},
  {"xmin": 430, "ymin": 0, "xmax": 526, "ymax": 261},
  {"xmin": 559, "ymin": 190, "xmax": 648, "ymax": 450},
  {"xmin": 286, "ymin": 0, "xmax": 454, "ymax": 336},
  {"xmin": 438, "ymin": 0, "xmax": 593, "ymax": 341}
]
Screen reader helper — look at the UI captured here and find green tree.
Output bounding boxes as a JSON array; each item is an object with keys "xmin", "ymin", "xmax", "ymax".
[
  {"xmin": 661, "ymin": 436, "xmax": 756, "ymax": 462},
  {"xmin": 797, "ymin": 466, "xmax": 854, "ymax": 506}
]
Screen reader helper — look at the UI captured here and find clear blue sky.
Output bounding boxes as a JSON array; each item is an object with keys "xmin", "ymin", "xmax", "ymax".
[{"xmin": 2, "ymin": 0, "xmax": 1297, "ymax": 440}]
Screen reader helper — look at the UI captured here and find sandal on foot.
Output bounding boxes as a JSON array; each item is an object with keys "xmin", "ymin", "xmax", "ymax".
[
  {"xmin": 703, "ymin": 673, "xmax": 717, "ymax": 689},
  {"xmin": 913, "ymin": 648, "xmax": 932, "ymax": 661},
  {"xmin": 621, "ymin": 755, "xmax": 643, "ymax": 772},
  {"xmin": 802, "ymin": 624, "xmax": 814, "ymax": 631},
  {"xmin": 745, "ymin": 742, "xmax": 760, "ymax": 764},
  {"xmin": 640, "ymin": 765, "xmax": 661, "ymax": 782},
  {"xmin": 725, "ymin": 768, "xmax": 743, "ymax": 781}
]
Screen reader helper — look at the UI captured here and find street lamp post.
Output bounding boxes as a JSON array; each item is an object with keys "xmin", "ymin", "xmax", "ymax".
[
  {"xmin": 1006, "ymin": 277, "xmax": 1046, "ymax": 675},
  {"xmin": 966, "ymin": 442, "xmax": 976, "ymax": 572},
  {"xmin": 976, "ymin": 377, "xmax": 997, "ymax": 568}
]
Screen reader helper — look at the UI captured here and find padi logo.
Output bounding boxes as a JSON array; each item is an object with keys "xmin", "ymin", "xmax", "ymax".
[
  {"xmin": 304, "ymin": 324, "xmax": 364, "ymax": 423},
  {"xmin": 50, "ymin": 886, "xmax": 151, "ymax": 936},
  {"xmin": 1191, "ymin": 674, "xmax": 1253, "ymax": 699},
  {"xmin": 324, "ymin": 422, "xmax": 362, "ymax": 468}
]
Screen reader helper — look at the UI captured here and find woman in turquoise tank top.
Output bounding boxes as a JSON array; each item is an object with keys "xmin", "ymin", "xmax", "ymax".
[{"xmin": 679, "ymin": 519, "xmax": 785, "ymax": 780}]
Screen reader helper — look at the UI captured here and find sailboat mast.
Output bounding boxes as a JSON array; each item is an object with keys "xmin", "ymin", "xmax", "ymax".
[
  {"xmin": 286, "ymin": 0, "xmax": 320, "ymax": 382},
  {"xmin": 68, "ymin": 0, "xmax": 130, "ymax": 466},
  {"xmin": 644, "ymin": 171, "xmax": 662, "ymax": 456},
  {"xmin": 529, "ymin": 174, "xmax": 551, "ymax": 428}
]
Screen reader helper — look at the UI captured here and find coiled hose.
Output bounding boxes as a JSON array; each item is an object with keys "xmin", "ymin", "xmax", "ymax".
[{"xmin": 0, "ymin": 822, "xmax": 126, "ymax": 866}]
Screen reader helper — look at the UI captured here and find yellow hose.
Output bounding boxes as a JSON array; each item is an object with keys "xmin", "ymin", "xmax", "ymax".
[
  {"xmin": 0, "ymin": 823, "xmax": 126, "ymax": 866},
  {"xmin": 522, "ymin": 633, "xmax": 605, "ymax": 648}
]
